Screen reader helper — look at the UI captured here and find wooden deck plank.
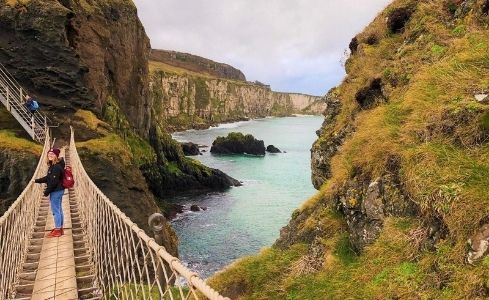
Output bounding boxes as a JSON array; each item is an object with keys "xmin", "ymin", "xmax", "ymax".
[{"xmin": 32, "ymin": 186, "xmax": 79, "ymax": 300}]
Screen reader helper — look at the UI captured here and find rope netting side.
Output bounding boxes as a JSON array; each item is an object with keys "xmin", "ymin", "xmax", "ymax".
[
  {"xmin": 69, "ymin": 128, "xmax": 229, "ymax": 300},
  {"xmin": 0, "ymin": 129, "xmax": 50, "ymax": 299}
]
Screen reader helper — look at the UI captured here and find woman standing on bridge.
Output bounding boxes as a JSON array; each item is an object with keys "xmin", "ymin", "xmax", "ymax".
[{"xmin": 34, "ymin": 148, "xmax": 65, "ymax": 238}]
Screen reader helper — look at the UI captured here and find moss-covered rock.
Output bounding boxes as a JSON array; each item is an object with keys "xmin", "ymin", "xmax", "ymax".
[{"xmin": 142, "ymin": 124, "xmax": 240, "ymax": 199}]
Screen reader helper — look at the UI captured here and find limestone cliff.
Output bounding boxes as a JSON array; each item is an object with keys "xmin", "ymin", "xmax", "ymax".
[
  {"xmin": 149, "ymin": 60, "xmax": 325, "ymax": 131},
  {"xmin": 210, "ymin": 0, "xmax": 489, "ymax": 298}
]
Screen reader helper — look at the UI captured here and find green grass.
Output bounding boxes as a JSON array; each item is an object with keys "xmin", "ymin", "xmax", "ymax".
[
  {"xmin": 149, "ymin": 60, "xmax": 218, "ymax": 79},
  {"xmin": 333, "ymin": 234, "xmax": 357, "ymax": 265},
  {"xmin": 208, "ymin": 244, "xmax": 307, "ymax": 300},
  {"xmin": 74, "ymin": 109, "xmax": 100, "ymax": 130},
  {"xmin": 126, "ymin": 133, "xmax": 156, "ymax": 165},
  {"xmin": 107, "ymin": 283, "xmax": 192, "ymax": 300},
  {"xmin": 482, "ymin": 111, "xmax": 489, "ymax": 130},
  {"xmin": 0, "ymin": 130, "xmax": 42, "ymax": 154},
  {"xmin": 76, "ymin": 134, "xmax": 133, "ymax": 163},
  {"xmin": 165, "ymin": 161, "xmax": 183, "ymax": 175}
]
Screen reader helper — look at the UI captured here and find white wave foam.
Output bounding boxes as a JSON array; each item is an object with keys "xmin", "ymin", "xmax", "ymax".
[
  {"xmin": 208, "ymin": 120, "xmax": 251, "ymax": 130},
  {"xmin": 292, "ymin": 114, "xmax": 315, "ymax": 117}
]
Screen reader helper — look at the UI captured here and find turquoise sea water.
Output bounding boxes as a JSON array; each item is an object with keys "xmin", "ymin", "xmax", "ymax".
[{"xmin": 170, "ymin": 116, "xmax": 324, "ymax": 278}]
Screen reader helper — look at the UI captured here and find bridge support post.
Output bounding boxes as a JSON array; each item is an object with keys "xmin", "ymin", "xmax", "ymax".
[
  {"xmin": 31, "ymin": 116, "xmax": 35, "ymax": 139},
  {"xmin": 6, "ymin": 86, "xmax": 10, "ymax": 111},
  {"xmin": 148, "ymin": 213, "xmax": 171, "ymax": 296}
]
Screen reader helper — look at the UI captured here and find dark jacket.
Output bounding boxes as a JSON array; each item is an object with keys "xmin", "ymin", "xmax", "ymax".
[{"xmin": 35, "ymin": 158, "xmax": 65, "ymax": 196}]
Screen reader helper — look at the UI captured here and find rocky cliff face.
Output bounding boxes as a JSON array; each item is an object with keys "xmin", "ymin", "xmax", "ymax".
[
  {"xmin": 150, "ymin": 68, "xmax": 325, "ymax": 131},
  {"xmin": 150, "ymin": 49, "xmax": 246, "ymax": 81},
  {"xmin": 0, "ymin": 107, "xmax": 39, "ymax": 215},
  {"xmin": 0, "ymin": 148, "xmax": 38, "ymax": 215},
  {"xmin": 0, "ymin": 0, "xmax": 151, "ymax": 136}
]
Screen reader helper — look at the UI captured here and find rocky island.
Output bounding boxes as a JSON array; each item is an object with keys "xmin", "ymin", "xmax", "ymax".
[{"xmin": 210, "ymin": 132, "xmax": 266, "ymax": 156}]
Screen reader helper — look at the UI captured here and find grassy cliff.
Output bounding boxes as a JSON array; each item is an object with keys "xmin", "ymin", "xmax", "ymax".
[{"xmin": 210, "ymin": 0, "xmax": 489, "ymax": 299}]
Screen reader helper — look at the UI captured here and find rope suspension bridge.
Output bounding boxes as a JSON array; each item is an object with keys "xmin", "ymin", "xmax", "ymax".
[{"xmin": 0, "ymin": 64, "xmax": 229, "ymax": 299}]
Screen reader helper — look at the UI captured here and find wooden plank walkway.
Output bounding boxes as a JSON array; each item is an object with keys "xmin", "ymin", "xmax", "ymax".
[{"xmin": 31, "ymin": 189, "xmax": 78, "ymax": 299}]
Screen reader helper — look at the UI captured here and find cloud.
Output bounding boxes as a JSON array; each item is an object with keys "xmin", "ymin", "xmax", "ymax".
[{"xmin": 133, "ymin": 0, "xmax": 392, "ymax": 96}]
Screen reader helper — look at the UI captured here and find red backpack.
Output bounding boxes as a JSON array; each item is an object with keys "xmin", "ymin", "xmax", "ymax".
[{"xmin": 63, "ymin": 166, "xmax": 75, "ymax": 188}]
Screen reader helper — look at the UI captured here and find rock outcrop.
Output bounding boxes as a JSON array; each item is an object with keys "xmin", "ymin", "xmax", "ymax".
[
  {"xmin": 0, "ymin": 148, "xmax": 38, "ymax": 215},
  {"xmin": 467, "ymin": 224, "xmax": 489, "ymax": 264},
  {"xmin": 0, "ymin": 0, "xmax": 152, "ymax": 137},
  {"xmin": 211, "ymin": 132, "xmax": 265, "ymax": 156},
  {"xmin": 266, "ymin": 145, "xmax": 281, "ymax": 153},
  {"xmin": 0, "ymin": 107, "xmax": 39, "ymax": 215},
  {"xmin": 180, "ymin": 142, "xmax": 201, "ymax": 156},
  {"xmin": 310, "ymin": 92, "xmax": 345, "ymax": 189}
]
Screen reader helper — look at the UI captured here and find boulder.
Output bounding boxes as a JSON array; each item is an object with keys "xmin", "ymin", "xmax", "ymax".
[
  {"xmin": 266, "ymin": 145, "xmax": 282, "ymax": 153},
  {"xmin": 349, "ymin": 36, "xmax": 359, "ymax": 54},
  {"xmin": 474, "ymin": 93, "xmax": 488, "ymax": 104},
  {"xmin": 362, "ymin": 181, "xmax": 385, "ymax": 220},
  {"xmin": 190, "ymin": 205, "xmax": 201, "ymax": 212},
  {"xmin": 467, "ymin": 224, "xmax": 489, "ymax": 264},
  {"xmin": 210, "ymin": 132, "xmax": 265, "ymax": 156},
  {"xmin": 180, "ymin": 142, "xmax": 201, "ymax": 156}
]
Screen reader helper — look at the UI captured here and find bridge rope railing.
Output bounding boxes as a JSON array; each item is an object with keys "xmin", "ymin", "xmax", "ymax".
[
  {"xmin": 69, "ymin": 127, "xmax": 229, "ymax": 300},
  {"xmin": 0, "ymin": 129, "xmax": 50, "ymax": 299}
]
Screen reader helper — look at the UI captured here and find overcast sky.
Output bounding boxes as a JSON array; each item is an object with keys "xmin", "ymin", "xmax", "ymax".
[{"xmin": 133, "ymin": 0, "xmax": 392, "ymax": 96}]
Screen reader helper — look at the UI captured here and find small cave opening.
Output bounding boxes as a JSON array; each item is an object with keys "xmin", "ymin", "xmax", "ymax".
[
  {"xmin": 387, "ymin": 7, "xmax": 413, "ymax": 33},
  {"xmin": 365, "ymin": 34, "xmax": 378, "ymax": 45}
]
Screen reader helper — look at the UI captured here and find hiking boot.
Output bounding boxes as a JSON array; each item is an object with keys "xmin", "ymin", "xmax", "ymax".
[
  {"xmin": 47, "ymin": 228, "xmax": 62, "ymax": 238},
  {"xmin": 53, "ymin": 228, "xmax": 63, "ymax": 237}
]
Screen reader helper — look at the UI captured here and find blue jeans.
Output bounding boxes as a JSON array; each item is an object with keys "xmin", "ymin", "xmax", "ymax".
[{"xmin": 49, "ymin": 189, "xmax": 64, "ymax": 228}]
